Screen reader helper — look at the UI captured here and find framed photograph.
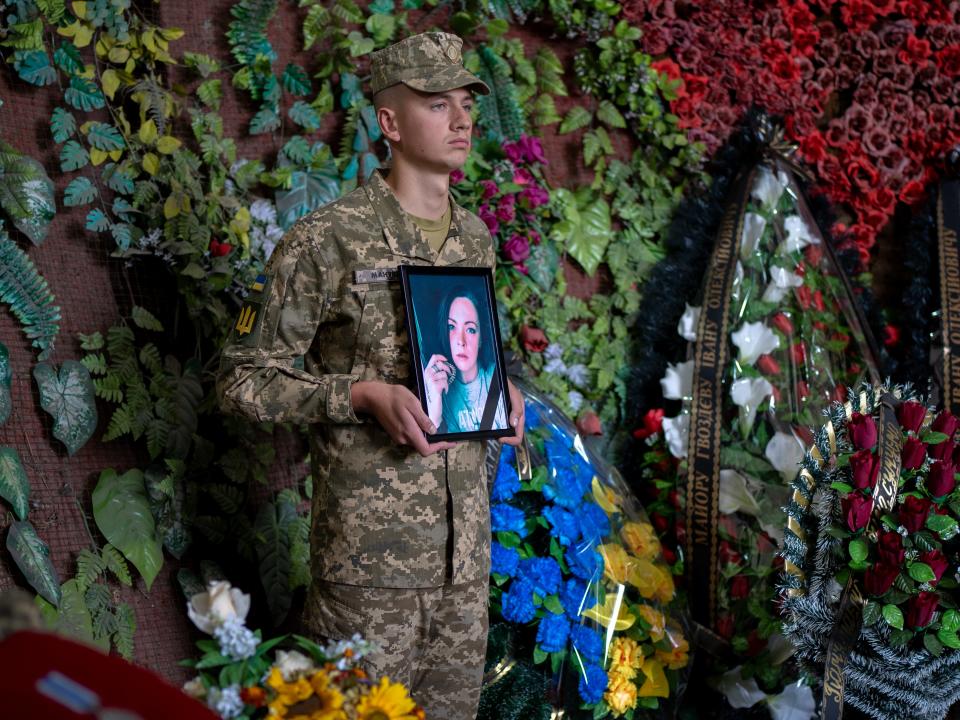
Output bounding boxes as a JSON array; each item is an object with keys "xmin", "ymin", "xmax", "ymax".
[{"xmin": 400, "ymin": 265, "xmax": 514, "ymax": 442}]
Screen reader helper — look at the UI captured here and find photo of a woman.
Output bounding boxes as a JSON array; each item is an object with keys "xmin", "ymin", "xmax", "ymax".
[{"xmin": 422, "ymin": 285, "xmax": 509, "ymax": 433}]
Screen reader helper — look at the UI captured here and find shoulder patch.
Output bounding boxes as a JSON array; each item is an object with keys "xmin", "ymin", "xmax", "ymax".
[{"xmin": 231, "ymin": 274, "xmax": 272, "ymax": 345}]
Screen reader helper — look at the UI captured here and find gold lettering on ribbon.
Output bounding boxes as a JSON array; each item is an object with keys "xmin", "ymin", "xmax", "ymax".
[
  {"xmin": 874, "ymin": 394, "xmax": 903, "ymax": 514},
  {"xmin": 939, "ymin": 182, "xmax": 960, "ymax": 414}
]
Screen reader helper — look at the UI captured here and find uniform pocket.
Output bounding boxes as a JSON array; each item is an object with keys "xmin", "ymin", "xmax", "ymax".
[{"xmin": 349, "ymin": 285, "xmax": 409, "ymax": 382}]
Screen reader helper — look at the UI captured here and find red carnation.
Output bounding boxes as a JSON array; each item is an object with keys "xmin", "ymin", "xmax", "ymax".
[
  {"xmin": 848, "ymin": 412, "xmax": 878, "ymax": 450},
  {"xmin": 883, "ymin": 325, "xmax": 900, "ymax": 347},
  {"xmin": 902, "ymin": 437, "xmax": 927, "ymax": 470},
  {"xmin": 842, "ymin": 493, "xmax": 873, "ymax": 532},
  {"xmin": 719, "ymin": 540, "xmax": 742, "ymax": 566},
  {"xmin": 919, "ymin": 550, "xmax": 950, "ymax": 583},
  {"xmin": 633, "ymin": 408, "xmax": 665, "ymax": 440},
  {"xmin": 757, "ymin": 354, "xmax": 781, "ymax": 376},
  {"xmin": 730, "ymin": 574, "xmax": 750, "ymax": 600},
  {"xmin": 900, "ymin": 495, "xmax": 933, "ymax": 533},
  {"xmin": 877, "ymin": 530, "xmax": 905, "ymax": 566},
  {"xmin": 927, "ymin": 460, "xmax": 957, "ymax": 498},
  {"xmin": 863, "ymin": 563, "xmax": 899, "ymax": 596},
  {"xmin": 520, "ymin": 325, "xmax": 548, "ymax": 353},
  {"xmin": 850, "ymin": 449, "xmax": 880, "ymax": 490},
  {"xmin": 906, "ymin": 591, "xmax": 939, "ymax": 629},
  {"xmin": 898, "ymin": 401, "xmax": 927, "ymax": 433},
  {"xmin": 771, "ymin": 313, "xmax": 794, "ymax": 335},
  {"xmin": 932, "ymin": 412, "xmax": 960, "ymax": 439}
]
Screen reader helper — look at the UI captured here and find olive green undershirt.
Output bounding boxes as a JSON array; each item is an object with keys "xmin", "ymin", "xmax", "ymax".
[{"xmin": 408, "ymin": 201, "xmax": 452, "ymax": 255}]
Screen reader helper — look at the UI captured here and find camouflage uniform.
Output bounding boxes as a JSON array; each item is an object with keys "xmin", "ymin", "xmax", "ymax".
[{"xmin": 218, "ymin": 32, "xmax": 494, "ymax": 719}]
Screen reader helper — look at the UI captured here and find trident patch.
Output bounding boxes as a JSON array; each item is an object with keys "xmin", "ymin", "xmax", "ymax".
[
  {"xmin": 232, "ymin": 273, "xmax": 271, "ymax": 345},
  {"xmin": 235, "ymin": 305, "xmax": 257, "ymax": 336}
]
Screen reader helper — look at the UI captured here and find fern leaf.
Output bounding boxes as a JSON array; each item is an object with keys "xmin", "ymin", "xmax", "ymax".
[
  {"xmin": 113, "ymin": 602, "xmax": 136, "ymax": 659},
  {"xmin": 207, "ymin": 483, "xmax": 244, "ymax": 515},
  {"xmin": 81, "ymin": 352, "xmax": 107, "ymax": 375},
  {"xmin": 138, "ymin": 343, "xmax": 162, "ymax": 375},
  {"xmin": 103, "ymin": 404, "xmax": 131, "ymax": 441},
  {"xmin": 131, "ymin": 306, "xmax": 163, "ymax": 332},
  {"xmin": 75, "ymin": 548, "xmax": 106, "ymax": 592},
  {"xmin": 102, "ymin": 544, "xmax": 132, "ymax": 586},
  {"xmin": 0, "ymin": 223, "xmax": 60, "ymax": 360},
  {"xmin": 475, "ymin": 46, "xmax": 524, "ymax": 142},
  {"xmin": 93, "ymin": 374, "xmax": 123, "ymax": 404},
  {"xmin": 131, "ymin": 77, "xmax": 171, "ymax": 136},
  {"xmin": 164, "ymin": 360, "xmax": 202, "ymax": 460},
  {"xmin": 145, "ymin": 419, "xmax": 169, "ymax": 459},
  {"xmin": 227, "ymin": 0, "xmax": 279, "ymax": 65}
]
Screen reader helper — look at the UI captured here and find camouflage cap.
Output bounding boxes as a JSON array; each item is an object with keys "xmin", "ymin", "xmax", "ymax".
[{"xmin": 369, "ymin": 32, "xmax": 490, "ymax": 97}]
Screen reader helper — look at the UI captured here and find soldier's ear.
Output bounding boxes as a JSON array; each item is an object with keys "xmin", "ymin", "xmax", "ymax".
[{"xmin": 377, "ymin": 105, "xmax": 401, "ymax": 143}]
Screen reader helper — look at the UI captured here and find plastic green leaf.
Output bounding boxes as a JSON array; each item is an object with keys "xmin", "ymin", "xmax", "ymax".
[
  {"xmin": 36, "ymin": 0, "xmax": 67, "ymax": 23},
  {"xmin": 250, "ymin": 107, "xmax": 280, "ymax": 135},
  {"xmin": 0, "ymin": 224, "xmax": 61, "ymax": 359},
  {"xmin": 0, "ymin": 18, "xmax": 43, "ymax": 51},
  {"xmin": 255, "ymin": 499, "xmax": 295, "ymax": 625},
  {"xmin": 551, "ymin": 194, "xmax": 612, "ymax": 277},
  {"xmin": 0, "ymin": 140, "xmax": 56, "ymax": 246},
  {"xmin": 60, "ymin": 140, "xmax": 89, "ymax": 172},
  {"xmin": 275, "ymin": 161, "xmax": 340, "ymax": 230},
  {"xmin": 85, "ymin": 122, "xmax": 125, "ymax": 152},
  {"xmin": 0, "ymin": 342, "xmax": 9, "ymax": 425},
  {"xmin": 281, "ymin": 63, "xmax": 311, "ymax": 96},
  {"xmin": 33, "ymin": 360, "xmax": 97, "ymax": 455},
  {"xmin": 51, "ymin": 108, "xmax": 76, "ymax": 143},
  {"xmin": 938, "ymin": 626, "xmax": 960, "ymax": 649},
  {"xmin": 92, "ymin": 468, "xmax": 163, "ymax": 590},
  {"xmin": 474, "ymin": 46, "xmax": 524, "ymax": 142},
  {"xmin": 7, "ymin": 520, "xmax": 61, "ymax": 606},
  {"xmin": 14, "ymin": 50, "xmax": 56, "ymax": 86},
  {"xmin": 35, "ymin": 579, "xmax": 109, "ymax": 650},
  {"xmin": 882, "ymin": 603, "xmax": 904, "ymax": 631},
  {"xmin": 85, "ymin": 209, "xmax": 110, "ymax": 231},
  {"xmin": 53, "ymin": 43, "xmax": 83, "ymax": 75},
  {"xmin": 943, "ymin": 609, "xmax": 960, "ymax": 632},
  {"xmin": 365, "ymin": 13, "xmax": 396, "ymax": 44},
  {"xmin": 288, "ymin": 101, "xmax": 320, "ymax": 131},
  {"xmin": 559, "ymin": 106, "xmax": 592, "ymax": 134},
  {"xmin": 908, "ymin": 562, "xmax": 937, "ymax": 583},
  {"xmin": 597, "ymin": 100, "xmax": 626, "ymax": 129},
  {"xmin": 111, "ymin": 223, "xmax": 132, "ymax": 250},
  {"xmin": 64, "ymin": 77, "xmax": 106, "ymax": 112},
  {"xmin": 102, "ymin": 164, "xmax": 134, "ymax": 195},
  {"xmin": 64, "ymin": 176, "xmax": 97, "ymax": 206},
  {"xmin": 0, "ymin": 447, "xmax": 29, "ymax": 520},
  {"xmin": 848, "ymin": 538, "xmax": 868, "ymax": 564},
  {"xmin": 183, "ymin": 51, "xmax": 220, "ymax": 78},
  {"xmin": 197, "ymin": 79, "xmax": 222, "ymax": 109}
]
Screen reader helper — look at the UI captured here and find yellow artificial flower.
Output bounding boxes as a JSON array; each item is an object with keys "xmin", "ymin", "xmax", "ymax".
[
  {"xmin": 621, "ymin": 522, "xmax": 660, "ymax": 562},
  {"xmin": 355, "ymin": 677, "xmax": 419, "ymax": 720},
  {"xmin": 608, "ymin": 637, "xmax": 643, "ymax": 680},
  {"xmin": 628, "ymin": 558, "xmax": 675, "ymax": 603},
  {"xmin": 599, "ymin": 543, "xmax": 635, "ymax": 585},
  {"xmin": 605, "ymin": 672, "xmax": 639, "ymax": 717},
  {"xmin": 655, "ymin": 633, "xmax": 690, "ymax": 670},
  {"xmin": 280, "ymin": 671, "xmax": 346, "ymax": 720},
  {"xmin": 267, "ymin": 667, "xmax": 314, "ymax": 717},
  {"xmin": 636, "ymin": 605, "xmax": 666, "ymax": 642},
  {"xmin": 581, "ymin": 592, "xmax": 636, "ymax": 631},
  {"xmin": 592, "ymin": 476, "xmax": 623, "ymax": 515},
  {"xmin": 636, "ymin": 658, "xmax": 670, "ymax": 698}
]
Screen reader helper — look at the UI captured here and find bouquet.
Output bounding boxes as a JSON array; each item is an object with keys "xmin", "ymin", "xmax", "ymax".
[
  {"xmin": 782, "ymin": 385, "xmax": 960, "ymax": 720},
  {"xmin": 181, "ymin": 581, "xmax": 423, "ymax": 720},
  {"xmin": 481, "ymin": 381, "xmax": 688, "ymax": 720}
]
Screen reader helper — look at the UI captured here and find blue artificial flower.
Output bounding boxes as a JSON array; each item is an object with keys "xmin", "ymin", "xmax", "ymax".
[
  {"xmin": 565, "ymin": 542, "xmax": 603, "ymax": 582},
  {"xmin": 543, "ymin": 504, "xmax": 581, "ymax": 547},
  {"xmin": 559, "ymin": 578, "xmax": 597, "ymax": 619},
  {"xmin": 525, "ymin": 402, "xmax": 542, "ymax": 430},
  {"xmin": 542, "ymin": 438, "xmax": 594, "ymax": 509},
  {"xmin": 501, "ymin": 578, "xmax": 537, "ymax": 624},
  {"xmin": 571, "ymin": 624, "xmax": 604, "ymax": 664},
  {"xmin": 492, "ymin": 447, "xmax": 521, "ymax": 502},
  {"xmin": 536, "ymin": 611, "xmax": 571, "ymax": 653},
  {"xmin": 517, "ymin": 556, "xmax": 562, "ymax": 597},
  {"xmin": 491, "ymin": 541, "xmax": 520, "ymax": 577},
  {"xmin": 577, "ymin": 661, "xmax": 609, "ymax": 705},
  {"xmin": 490, "ymin": 503, "xmax": 528, "ymax": 536},
  {"xmin": 578, "ymin": 502, "xmax": 611, "ymax": 544}
]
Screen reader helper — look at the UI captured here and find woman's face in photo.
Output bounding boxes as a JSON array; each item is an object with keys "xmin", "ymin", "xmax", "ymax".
[{"xmin": 448, "ymin": 296, "xmax": 480, "ymax": 381}]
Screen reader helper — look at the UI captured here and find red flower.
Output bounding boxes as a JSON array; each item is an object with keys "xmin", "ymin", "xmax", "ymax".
[
  {"xmin": 919, "ymin": 550, "xmax": 950, "ymax": 583},
  {"xmin": 730, "ymin": 574, "xmax": 750, "ymax": 600},
  {"xmin": 796, "ymin": 380, "xmax": 810, "ymax": 401},
  {"xmin": 901, "ymin": 437, "xmax": 927, "ymax": 470},
  {"xmin": 771, "ymin": 313, "xmax": 794, "ymax": 335},
  {"xmin": 877, "ymin": 530, "xmax": 905, "ymax": 566},
  {"xmin": 790, "ymin": 342, "xmax": 807, "ymax": 366},
  {"xmin": 520, "ymin": 326, "xmax": 548, "ymax": 353},
  {"xmin": 716, "ymin": 614, "xmax": 735, "ymax": 640},
  {"xmin": 746, "ymin": 629, "xmax": 766, "ymax": 657},
  {"xmin": 863, "ymin": 562, "xmax": 899, "ymax": 596},
  {"xmin": 932, "ymin": 412, "xmax": 960, "ymax": 438},
  {"xmin": 796, "ymin": 285, "xmax": 813, "ymax": 309},
  {"xmin": 850, "ymin": 448, "xmax": 880, "ymax": 490},
  {"xmin": 926, "ymin": 460, "xmax": 956, "ymax": 498},
  {"xmin": 241, "ymin": 686, "xmax": 267, "ymax": 707},
  {"xmin": 898, "ymin": 34, "xmax": 932, "ymax": 65},
  {"xmin": 906, "ymin": 591, "xmax": 939, "ymax": 629},
  {"xmin": 209, "ymin": 238, "xmax": 233, "ymax": 257},
  {"xmin": 928, "ymin": 439, "xmax": 956, "ymax": 463},
  {"xmin": 719, "ymin": 540, "xmax": 742, "ymax": 566},
  {"xmin": 804, "ymin": 243, "xmax": 824, "ymax": 267},
  {"xmin": 633, "ymin": 408, "xmax": 665, "ymax": 440},
  {"xmin": 449, "ymin": 169, "xmax": 465, "ymax": 184},
  {"xmin": 898, "ymin": 401, "xmax": 927, "ymax": 433},
  {"xmin": 651, "ymin": 58, "xmax": 682, "ymax": 81},
  {"xmin": 842, "ymin": 493, "xmax": 873, "ymax": 532},
  {"xmin": 899, "ymin": 495, "xmax": 933, "ymax": 533},
  {"xmin": 757, "ymin": 354, "xmax": 781, "ymax": 376},
  {"xmin": 577, "ymin": 411, "xmax": 603, "ymax": 437},
  {"xmin": 848, "ymin": 412, "xmax": 878, "ymax": 450},
  {"xmin": 661, "ymin": 547, "xmax": 677, "ymax": 565},
  {"xmin": 651, "ymin": 512, "xmax": 670, "ymax": 534}
]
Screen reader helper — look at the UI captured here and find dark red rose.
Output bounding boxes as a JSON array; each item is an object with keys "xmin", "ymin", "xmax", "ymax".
[
  {"xmin": 757, "ymin": 354, "xmax": 781, "ymax": 376},
  {"xmin": 902, "ymin": 437, "xmax": 928, "ymax": 470},
  {"xmin": 848, "ymin": 412, "xmax": 878, "ymax": 450},
  {"xmin": 633, "ymin": 408, "xmax": 665, "ymax": 440},
  {"xmin": 898, "ymin": 401, "xmax": 927, "ymax": 433},
  {"xmin": 730, "ymin": 574, "xmax": 750, "ymax": 600},
  {"xmin": 932, "ymin": 412, "xmax": 960, "ymax": 439},
  {"xmin": 927, "ymin": 460, "xmax": 957, "ymax": 498},
  {"xmin": 746, "ymin": 629, "xmax": 766, "ymax": 657},
  {"xmin": 843, "ymin": 493, "xmax": 873, "ymax": 532},
  {"xmin": 790, "ymin": 342, "xmax": 807, "ymax": 366},
  {"xmin": 863, "ymin": 563, "xmax": 900, "ymax": 596},
  {"xmin": 771, "ymin": 313, "xmax": 794, "ymax": 335},
  {"xmin": 919, "ymin": 550, "xmax": 950, "ymax": 583},
  {"xmin": 906, "ymin": 591, "xmax": 939, "ymax": 629},
  {"xmin": 928, "ymin": 440, "xmax": 956, "ymax": 463},
  {"xmin": 850, "ymin": 449, "xmax": 880, "ymax": 490},
  {"xmin": 900, "ymin": 495, "xmax": 933, "ymax": 533},
  {"xmin": 716, "ymin": 614, "xmax": 735, "ymax": 640},
  {"xmin": 661, "ymin": 547, "xmax": 676, "ymax": 565},
  {"xmin": 877, "ymin": 530, "xmax": 905, "ymax": 566},
  {"xmin": 796, "ymin": 285, "xmax": 813, "ymax": 310},
  {"xmin": 796, "ymin": 380, "xmax": 810, "ymax": 401},
  {"xmin": 520, "ymin": 325, "xmax": 548, "ymax": 353},
  {"xmin": 719, "ymin": 540, "xmax": 742, "ymax": 566}
]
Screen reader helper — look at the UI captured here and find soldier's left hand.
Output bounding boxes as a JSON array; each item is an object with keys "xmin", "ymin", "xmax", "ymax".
[{"xmin": 499, "ymin": 379, "xmax": 525, "ymax": 446}]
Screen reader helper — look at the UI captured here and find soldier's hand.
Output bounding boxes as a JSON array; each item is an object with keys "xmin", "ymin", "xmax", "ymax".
[
  {"xmin": 351, "ymin": 381, "xmax": 457, "ymax": 457},
  {"xmin": 498, "ymin": 379, "xmax": 525, "ymax": 447}
]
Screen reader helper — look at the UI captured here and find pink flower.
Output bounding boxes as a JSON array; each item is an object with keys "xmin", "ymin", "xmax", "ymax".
[
  {"xmin": 449, "ymin": 169, "xmax": 464, "ymax": 184},
  {"xmin": 520, "ymin": 186, "xmax": 549, "ymax": 209},
  {"xmin": 518, "ymin": 134, "xmax": 547, "ymax": 165},
  {"xmin": 495, "ymin": 203, "xmax": 515, "ymax": 224},
  {"xmin": 479, "ymin": 180, "xmax": 499, "ymax": 200},
  {"xmin": 478, "ymin": 204, "xmax": 499, "ymax": 235},
  {"xmin": 502, "ymin": 234, "xmax": 530, "ymax": 263},
  {"xmin": 513, "ymin": 168, "xmax": 533, "ymax": 186}
]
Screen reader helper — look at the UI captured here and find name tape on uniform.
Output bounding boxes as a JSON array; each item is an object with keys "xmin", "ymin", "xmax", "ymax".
[{"xmin": 354, "ymin": 267, "xmax": 399, "ymax": 284}]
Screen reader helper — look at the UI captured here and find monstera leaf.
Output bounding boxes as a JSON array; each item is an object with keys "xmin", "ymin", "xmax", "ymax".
[
  {"xmin": 275, "ymin": 145, "xmax": 340, "ymax": 230},
  {"xmin": 33, "ymin": 360, "xmax": 97, "ymax": 455},
  {"xmin": 0, "ymin": 447, "xmax": 29, "ymax": 520},
  {"xmin": 255, "ymin": 498, "xmax": 296, "ymax": 625},
  {"xmin": 7, "ymin": 520, "xmax": 60, "ymax": 606},
  {"xmin": 0, "ymin": 342, "xmax": 10, "ymax": 424},
  {"xmin": 0, "ymin": 140, "xmax": 56, "ymax": 246},
  {"xmin": 92, "ymin": 468, "xmax": 163, "ymax": 590}
]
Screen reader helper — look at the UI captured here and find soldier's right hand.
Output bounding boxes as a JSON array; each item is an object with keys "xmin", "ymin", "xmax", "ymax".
[{"xmin": 351, "ymin": 381, "xmax": 457, "ymax": 457}]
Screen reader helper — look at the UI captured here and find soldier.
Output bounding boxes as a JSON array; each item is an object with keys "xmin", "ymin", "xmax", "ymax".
[{"xmin": 217, "ymin": 31, "xmax": 525, "ymax": 719}]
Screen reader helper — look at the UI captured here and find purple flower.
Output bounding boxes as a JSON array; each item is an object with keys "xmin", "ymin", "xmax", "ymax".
[
  {"xmin": 480, "ymin": 179, "xmax": 499, "ymax": 200},
  {"xmin": 520, "ymin": 185, "xmax": 549, "ymax": 209},
  {"xmin": 518, "ymin": 134, "xmax": 547, "ymax": 164},
  {"xmin": 478, "ymin": 204, "xmax": 499, "ymax": 235},
  {"xmin": 495, "ymin": 202, "xmax": 516, "ymax": 224},
  {"xmin": 503, "ymin": 234, "xmax": 530, "ymax": 263}
]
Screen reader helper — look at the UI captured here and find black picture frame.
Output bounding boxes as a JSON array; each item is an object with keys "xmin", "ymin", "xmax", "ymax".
[{"xmin": 400, "ymin": 264, "xmax": 514, "ymax": 442}]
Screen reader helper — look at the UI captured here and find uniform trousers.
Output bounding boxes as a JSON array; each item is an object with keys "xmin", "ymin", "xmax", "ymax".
[{"xmin": 303, "ymin": 575, "xmax": 489, "ymax": 719}]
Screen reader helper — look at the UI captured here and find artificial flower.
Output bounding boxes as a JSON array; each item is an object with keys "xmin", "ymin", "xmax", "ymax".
[
  {"xmin": 592, "ymin": 476, "xmax": 624, "ymax": 515},
  {"xmin": 536, "ymin": 611, "xmax": 572, "ymax": 653},
  {"xmin": 187, "ymin": 581, "xmax": 251, "ymax": 635},
  {"xmin": 906, "ymin": 591, "xmax": 940, "ymax": 629},
  {"xmin": 877, "ymin": 530, "xmax": 905, "ymax": 566},
  {"xmin": 770, "ymin": 312, "xmax": 794, "ymax": 336},
  {"xmin": 740, "ymin": 212, "xmax": 767, "ymax": 259},
  {"xmin": 632, "ymin": 408, "xmax": 665, "ymax": 440},
  {"xmin": 636, "ymin": 658, "xmax": 670, "ymax": 698},
  {"xmin": 929, "ymin": 438, "xmax": 957, "ymax": 463},
  {"xmin": 762, "ymin": 265, "xmax": 804, "ymax": 304},
  {"xmin": 580, "ymin": 591, "xmax": 636, "ymax": 631},
  {"xmin": 577, "ymin": 411, "xmax": 603, "ymax": 437},
  {"xmin": 621, "ymin": 522, "xmax": 660, "ymax": 562},
  {"xmin": 662, "ymin": 414, "xmax": 690, "ymax": 460},
  {"xmin": 608, "ymin": 636, "xmax": 644, "ymax": 679},
  {"xmin": 932, "ymin": 411, "xmax": 960, "ymax": 438},
  {"xmin": 757, "ymin": 354, "xmax": 780, "ymax": 376},
  {"xmin": 902, "ymin": 437, "xmax": 927, "ymax": 470},
  {"xmin": 579, "ymin": 662, "xmax": 609, "ymax": 705},
  {"xmin": 731, "ymin": 321, "xmax": 780, "ymax": 366},
  {"xmin": 677, "ymin": 304, "xmax": 701, "ymax": 342},
  {"xmin": 654, "ymin": 633, "xmax": 690, "ymax": 670},
  {"xmin": 571, "ymin": 624, "xmax": 605, "ymax": 663},
  {"xmin": 920, "ymin": 550, "xmax": 951, "ymax": 584},
  {"xmin": 899, "ymin": 495, "xmax": 933, "ymax": 533},
  {"xmin": 660, "ymin": 360, "xmax": 694, "ymax": 400},
  {"xmin": 730, "ymin": 574, "xmax": 749, "ymax": 600},
  {"xmin": 628, "ymin": 557, "xmax": 675, "ymax": 603},
  {"xmin": 600, "ymin": 543, "xmax": 634, "ymax": 585},
  {"xmin": 849, "ymin": 449, "xmax": 880, "ymax": 490},
  {"xmin": 750, "ymin": 165, "xmax": 788, "ymax": 209},
  {"xmin": 605, "ymin": 672, "xmax": 639, "ymax": 716},
  {"xmin": 898, "ymin": 400, "xmax": 927, "ymax": 433},
  {"xmin": 718, "ymin": 468, "xmax": 762, "ymax": 516},
  {"xmin": 863, "ymin": 562, "xmax": 899, "ymax": 596},
  {"xmin": 712, "ymin": 667, "xmax": 766, "ymax": 709},
  {"xmin": 520, "ymin": 325, "xmax": 549, "ymax": 353},
  {"xmin": 637, "ymin": 605, "xmax": 666, "ymax": 642},
  {"xmin": 766, "ymin": 683, "xmax": 817, "ymax": 720},
  {"xmin": 730, "ymin": 377, "xmax": 774, "ymax": 434},
  {"xmin": 926, "ymin": 460, "xmax": 956, "ymax": 497},
  {"xmin": 355, "ymin": 677, "xmax": 418, "ymax": 720},
  {"xmin": 182, "ymin": 677, "xmax": 207, "ymax": 700},
  {"xmin": 302, "ymin": 671, "xmax": 346, "ymax": 720},
  {"xmin": 765, "ymin": 431, "xmax": 806, "ymax": 482},
  {"xmin": 848, "ymin": 412, "xmax": 878, "ymax": 450},
  {"xmin": 240, "ymin": 686, "xmax": 266, "ymax": 708},
  {"xmin": 781, "ymin": 215, "xmax": 818, "ymax": 253},
  {"xmin": 842, "ymin": 493, "xmax": 872, "ymax": 531},
  {"xmin": 267, "ymin": 668, "xmax": 313, "ymax": 715}
]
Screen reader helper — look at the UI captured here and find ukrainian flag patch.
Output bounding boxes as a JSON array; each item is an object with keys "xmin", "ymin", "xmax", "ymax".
[{"xmin": 251, "ymin": 273, "xmax": 267, "ymax": 293}]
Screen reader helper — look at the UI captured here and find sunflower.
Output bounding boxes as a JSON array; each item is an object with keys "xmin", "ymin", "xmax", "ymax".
[{"xmin": 354, "ymin": 677, "xmax": 419, "ymax": 720}]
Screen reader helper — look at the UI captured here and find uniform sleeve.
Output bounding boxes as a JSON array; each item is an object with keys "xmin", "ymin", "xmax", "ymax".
[{"xmin": 216, "ymin": 225, "xmax": 362, "ymax": 425}]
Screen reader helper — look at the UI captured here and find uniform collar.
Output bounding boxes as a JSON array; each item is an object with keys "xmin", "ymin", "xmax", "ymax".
[{"xmin": 364, "ymin": 169, "xmax": 469, "ymax": 265}]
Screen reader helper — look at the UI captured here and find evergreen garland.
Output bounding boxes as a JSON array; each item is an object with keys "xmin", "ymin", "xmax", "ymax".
[
  {"xmin": 475, "ymin": 45, "xmax": 525, "ymax": 143},
  {"xmin": 477, "ymin": 622, "xmax": 554, "ymax": 720}
]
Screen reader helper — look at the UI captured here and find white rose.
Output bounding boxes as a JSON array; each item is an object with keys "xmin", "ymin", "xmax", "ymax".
[
  {"xmin": 660, "ymin": 360, "xmax": 695, "ymax": 400},
  {"xmin": 662, "ymin": 414, "xmax": 690, "ymax": 460},
  {"xmin": 276, "ymin": 649, "xmax": 316, "ymax": 681},
  {"xmin": 187, "ymin": 581, "xmax": 251, "ymax": 635},
  {"xmin": 182, "ymin": 677, "xmax": 207, "ymax": 700},
  {"xmin": 740, "ymin": 212, "xmax": 767, "ymax": 260},
  {"xmin": 761, "ymin": 266, "xmax": 803, "ymax": 304},
  {"xmin": 765, "ymin": 431, "xmax": 806, "ymax": 482},
  {"xmin": 731, "ymin": 321, "xmax": 780, "ymax": 366},
  {"xmin": 730, "ymin": 377, "xmax": 773, "ymax": 436},
  {"xmin": 677, "ymin": 304, "xmax": 701, "ymax": 342}
]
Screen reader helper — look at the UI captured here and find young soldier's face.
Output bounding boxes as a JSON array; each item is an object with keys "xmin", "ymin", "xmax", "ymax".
[{"xmin": 390, "ymin": 86, "xmax": 475, "ymax": 172}]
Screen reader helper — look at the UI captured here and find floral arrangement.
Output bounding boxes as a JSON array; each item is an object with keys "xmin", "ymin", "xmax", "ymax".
[
  {"xmin": 636, "ymin": 160, "xmax": 876, "ymax": 717},
  {"xmin": 781, "ymin": 386, "xmax": 960, "ymax": 720},
  {"xmin": 622, "ymin": 0, "xmax": 960, "ymax": 268},
  {"xmin": 181, "ymin": 581, "xmax": 423, "ymax": 720},
  {"xmin": 484, "ymin": 380, "xmax": 688, "ymax": 719}
]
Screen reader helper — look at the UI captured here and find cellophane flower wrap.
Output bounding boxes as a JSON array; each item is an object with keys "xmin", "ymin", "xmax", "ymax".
[
  {"xmin": 181, "ymin": 581, "xmax": 423, "ymax": 720},
  {"xmin": 636, "ymin": 158, "xmax": 876, "ymax": 716},
  {"xmin": 781, "ymin": 385, "xmax": 960, "ymax": 720},
  {"xmin": 483, "ymin": 381, "xmax": 688, "ymax": 719}
]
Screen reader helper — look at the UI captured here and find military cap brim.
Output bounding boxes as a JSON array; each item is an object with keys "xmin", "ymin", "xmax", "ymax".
[{"xmin": 381, "ymin": 66, "xmax": 490, "ymax": 96}]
